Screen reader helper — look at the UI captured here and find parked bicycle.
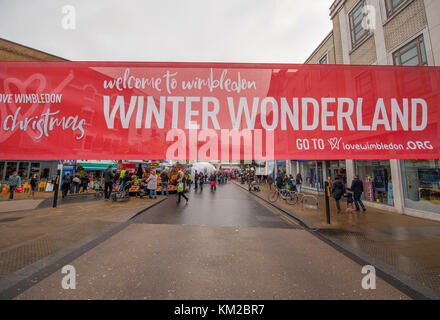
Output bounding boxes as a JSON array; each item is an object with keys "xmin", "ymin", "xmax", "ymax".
[{"xmin": 268, "ymin": 187, "xmax": 298, "ymax": 205}]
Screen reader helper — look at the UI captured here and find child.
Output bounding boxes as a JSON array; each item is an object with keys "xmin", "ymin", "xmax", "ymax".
[{"xmin": 345, "ymin": 191, "xmax": 355, "ymax": 212}]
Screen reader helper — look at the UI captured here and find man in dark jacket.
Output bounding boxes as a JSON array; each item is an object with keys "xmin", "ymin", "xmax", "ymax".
[
  {"xmin": 331, "ymin": 176, "xmax": 344, "ymax": 213},
  {"xmin": 350, "ymin": 174, "xmax": 366, "ymax": 212},
  {"xmin": 7, "ymin": 171, "xmax": 21, "ymax": 200},
  {"xmin": 160, "ymin": 170, "xmax": 169, "ymax": 196},
  {"xmin": 103, "ymin": 166, "xmax": 114, "ymax": 201},
  {"xmin": 61, "ymin": 172, "xmax": 72, "ymax": 198}
]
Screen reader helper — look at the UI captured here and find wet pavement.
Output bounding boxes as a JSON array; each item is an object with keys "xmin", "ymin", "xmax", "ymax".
[
  {"xmin": 234, "ymin": 181, "xmax": 440, "ymax": 298},
  {"xmin": 132, "ymin": 182, "xmax": 295, "ymax": 229},
  {"xmin": 12, "ymin": 183, "xmax": 409, "ymax": 300}
]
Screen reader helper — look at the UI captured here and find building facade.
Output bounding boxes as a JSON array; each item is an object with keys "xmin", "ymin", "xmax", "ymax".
[{"xmin": 295, "ymin": 0, "xmax": 440, "ymax": 221}]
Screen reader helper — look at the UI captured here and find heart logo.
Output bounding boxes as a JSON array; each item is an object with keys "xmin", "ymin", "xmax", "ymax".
[
  {"xmin": 0, "ymin": 71, "xmax": 74, "ymax": 143},
  {"xmin": 328, "ymin": 137, "xmax": 342, "ymax": 150}
]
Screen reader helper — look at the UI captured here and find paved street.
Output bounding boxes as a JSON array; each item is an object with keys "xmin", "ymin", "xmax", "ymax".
[{"xmin": 13, "ymin": 183, "xmax": 408, "ymax": 300}]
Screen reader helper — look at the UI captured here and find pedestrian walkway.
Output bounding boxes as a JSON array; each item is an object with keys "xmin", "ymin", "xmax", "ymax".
[
  {"xmin": 234, "ymin": 180, "xmax": 440, "ymax": 296},
  {"xmin": 0, "ymin": 197, "xmax": 163, "ymax": 281}
]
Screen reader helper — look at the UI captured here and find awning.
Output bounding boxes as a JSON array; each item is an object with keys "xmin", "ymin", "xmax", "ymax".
[{"xmin": 77, "ymin": 163, "xmax": 117, "ymax": 171}]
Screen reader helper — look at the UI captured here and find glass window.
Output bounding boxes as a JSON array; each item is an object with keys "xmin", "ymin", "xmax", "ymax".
[
  {"xmin": 349, "ymin": 0, "xmax": 370, "ymax": 47},
  {"xmin": 385, "ymin": 0, "xmax": 409, "ymax": 18},
  {"xmin": 30, "ymin": 162, "xmax": 41, "ymax": 179},
  {"xmin": 41, "ymin": 168, "xmax": 50, "ymax": 180},
  {"xmin": 401, "ymin": 160, "xmax": 440, "ymax": 214},
  {"xmin": 0, "ymin": 161, "xmax": 5, "ymax": 181},
  {"xmin": 299, "ymin": 161, "xmax": 323, "ymax": 191},
  {"xmin": 5, "ymin": 162, "xmax": 18, "ymax": 181},
  {"xmin": 393, "ymin": 35, "xmax": 428, "ymax": 66},
  {"xmin": 355, "ymin": 160, "xmax": 393, "ymax": 205},
  {"xmin": 319, "ymin": 54, "xmax": 328, "ymax": 64},
  {"xmin": 18, "ymin": 162, "xmax": 29, "ymax": 180}
]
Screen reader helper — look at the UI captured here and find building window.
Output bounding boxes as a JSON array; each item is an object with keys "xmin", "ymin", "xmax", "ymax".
[
  {"xmin": 385, "ymin": 0, "xmax": 409, "ymax": 18},
  {"xmin": 354, "ymin": 160, "xmax": 393, "ymax": 205},
  {"xmin": 299, "ymin": 161, "xmax": 324, "ymax": 191},
  {"xmin": 401, "ymin": 160, "xmax": 440, "ymax": 214},
  {"xmin": 349, "ymin": 0, "xmax": 370, "ymax": 47},
  {"xmin": 319, "ymin": 54, "xmax": 328, "ymax": 64},
  {"xmin": 393, "ymin": 35, "xmax": 428, "ymax": 66}
]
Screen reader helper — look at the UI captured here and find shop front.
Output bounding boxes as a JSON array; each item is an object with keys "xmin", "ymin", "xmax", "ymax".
[
  {"xmin": 354, "ymin": 160, "xmax": 393, "ymax": 206},
  {"xmin": 299, "ymin": 160, "xmax": 324, "ymax": 192},
  {"xmin": 401, "ymin": 160, "xmax": 440, "ymax": 215},
  {"xmin": 0, "ymin": 160, "xmax": 58, "ymax": 184}
]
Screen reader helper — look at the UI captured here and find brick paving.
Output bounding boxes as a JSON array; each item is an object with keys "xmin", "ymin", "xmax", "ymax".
[{"xmin": 0, "ymin": 196, "xmax": 163, "ymax": 280}]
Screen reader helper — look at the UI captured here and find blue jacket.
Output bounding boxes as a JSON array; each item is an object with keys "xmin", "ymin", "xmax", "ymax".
[{"xmin": 8, "ymin": 175, "xmax": 21, "ymax": 187}]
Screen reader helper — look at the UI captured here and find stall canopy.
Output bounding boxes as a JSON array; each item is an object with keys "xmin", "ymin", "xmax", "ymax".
[{"xmin": 77, "ymin": 162, "xmax": 117, "ymax": 171}]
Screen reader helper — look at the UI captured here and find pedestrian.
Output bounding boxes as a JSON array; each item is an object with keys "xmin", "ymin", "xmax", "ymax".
[
  {"xmin": 177, "ymin": 171, "xmax": 188, "ymax": 203},
  {"xmin": 81, "ymin": 175, "xmax": 90, "ymax": 193},
  {"xmin": 276, "ymin": 170, "xmax": 284, "ymax": 190},
  {"xmin": 7, "ymin": 171, "xmax": 21, "ymax": 200},
  {"xmin": 103, "ymin": 165, "xmax": 114, "ymax": 201},
  {"xmin": 331, "ymin": 176, "xmax": 344, "ymax": 214},
  {"xmin": 72, "ymin": 174, "xmax": 81, "ymax": 193},
  {"xmin": 147, "ymin": 170, "xmax": 158, "ymax": 199},
  {"xmin": 210, "ymin": 174, "xmax": 216, "ymax": 191},
  {"xmin": 350, "ymin": 174, "xmax": 366, "ymax": 212},
  {"xmin": 187, "ymin": 172, "xmax": 192, "ymax": 190},
  {"xmin": 199, "ymin": 173, "xmax": 204, "ymax": 191},
  {"xmin": 345, "ymin": 191, "xmax": 355, "ymax": 212},
  {"xmin": 61, "ymin": 172, "xmax": 72, "ymax": 198},
  {"xmin": 160, "ymin": 170, "xmax": 170, "ymax": 196},
  {"xmin": 194, "ymin": 171, "xmax": 199, "ymax": 190},
  {"xmin": 326, "ymin": 176, "xmax": 333, "ymax": 188},
  {"xmin": 29, "ymin": 173, "xmax": 38, "ymax": 198},
  {"xmin": 295, "ymin": 173, "xmax": 303, "ymax": 193}
]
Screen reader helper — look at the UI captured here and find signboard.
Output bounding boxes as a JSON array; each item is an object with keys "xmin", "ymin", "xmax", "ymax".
[{"xmin": 0, "ymin": 62, "xmax": 439, "ymax": 160}]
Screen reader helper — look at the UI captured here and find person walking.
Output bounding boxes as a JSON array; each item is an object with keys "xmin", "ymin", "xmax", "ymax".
[
  {"xmin": 210, "ymin": 173, "xmax": 217, "ymax": 191},
  {"xmin": 103, "ymin": 165, "xmax": 114, "ymax": 201},
  {"xmin": 331, "ymin": 176, "xmax": 344, "ymax": 214},
  {"xmin": 81, "ymin": 175, "xmax": 90, "ymax": 193},
  {"xmin": 276, "ymin": 170, "xmax": 284, "ymax": 190},
  {"xmin": 350, "ymin": 174, "xmax": 366, "ymax": 212},
  {"xmin": 147, "ymin": 170, "xmax": 158, "ymax": 199},
  {"xmin": 29, "ymin": 173, "xmax": 38, "ymax": 198},
  {"xmin": 7, "ymin": 171, "xmax": 21, "ymax": 200},
  {"xmin": 194, "ymin": 171, "xmax": 199, "ymax": 190},
  {"xmin": 177, "ymin": 171, "xmax": 188, "ymax": 203},
  {"xmin": 160, "ymin": 170, "xmax": 170, "ymax": 196},
  {"xmin": 199, "ymin": 173, "xmax": 204, "ymax": 191},
  {"xmin": 61, "ymin": 172, "xmax": 72, "ymax": 198},
  {"xmin": 295, "ymin": 173, "xmax": 303, "ymax": 193},
  {"xmin": 187, "ymin": 172, "xmax": 192, "ymax": 190},
  {"xmin": 72, "ymin": 174, "xmax": 81, "ymax": 193}
]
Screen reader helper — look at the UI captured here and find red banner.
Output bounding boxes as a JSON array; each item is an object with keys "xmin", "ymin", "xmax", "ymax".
[{"xmin": 0, "ymin": 62, "xmax": 439, "ymax": 160}]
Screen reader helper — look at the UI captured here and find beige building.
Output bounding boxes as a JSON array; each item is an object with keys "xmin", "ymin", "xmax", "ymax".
[
  {"xmin": 0, "ymin": 38, "xmax": 64, "ymax": 61},
  {"xmin": 287, "ymin": 0, "xmax": 440, "ymax": 221}
]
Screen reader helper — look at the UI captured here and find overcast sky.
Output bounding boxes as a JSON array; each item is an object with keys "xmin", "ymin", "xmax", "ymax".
[{"xmin": 0, "ymin": 0, "xmax": 333, "ymax": 63}]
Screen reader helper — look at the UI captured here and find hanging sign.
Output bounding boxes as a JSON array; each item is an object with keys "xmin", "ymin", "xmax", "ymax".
[{"xmin": 0, "ymin": 62, "xmax": 439, "ymax": 160}]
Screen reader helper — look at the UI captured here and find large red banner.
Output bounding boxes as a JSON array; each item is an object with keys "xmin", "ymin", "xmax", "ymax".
[{"xmin": 0, "ymin": 62, "xmax": 439, "ymax": 160}]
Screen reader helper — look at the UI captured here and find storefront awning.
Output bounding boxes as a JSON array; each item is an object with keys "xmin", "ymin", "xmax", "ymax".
[{"xmin": 77, "ymin": 163, "xmax": 117, "ymax": 171}]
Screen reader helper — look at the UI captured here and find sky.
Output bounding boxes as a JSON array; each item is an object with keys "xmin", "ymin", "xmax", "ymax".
[{"xmin": 0, "ymin": 0, "xmax": 334, "ymax": 63}]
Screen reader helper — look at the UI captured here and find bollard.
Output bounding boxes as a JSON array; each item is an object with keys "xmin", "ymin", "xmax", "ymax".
[
  {"xmin": 324, "ymin": 181, "xmax": 331, "ymax": 224},
  {"xmin": 53, "ymin": 169, "xmax": 60, "ymax": 208}
]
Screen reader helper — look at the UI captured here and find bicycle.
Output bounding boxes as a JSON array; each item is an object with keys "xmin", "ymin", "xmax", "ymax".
[{"xmin": 268, "ymin": 187, "xmax": 298, "ymax": 205}]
